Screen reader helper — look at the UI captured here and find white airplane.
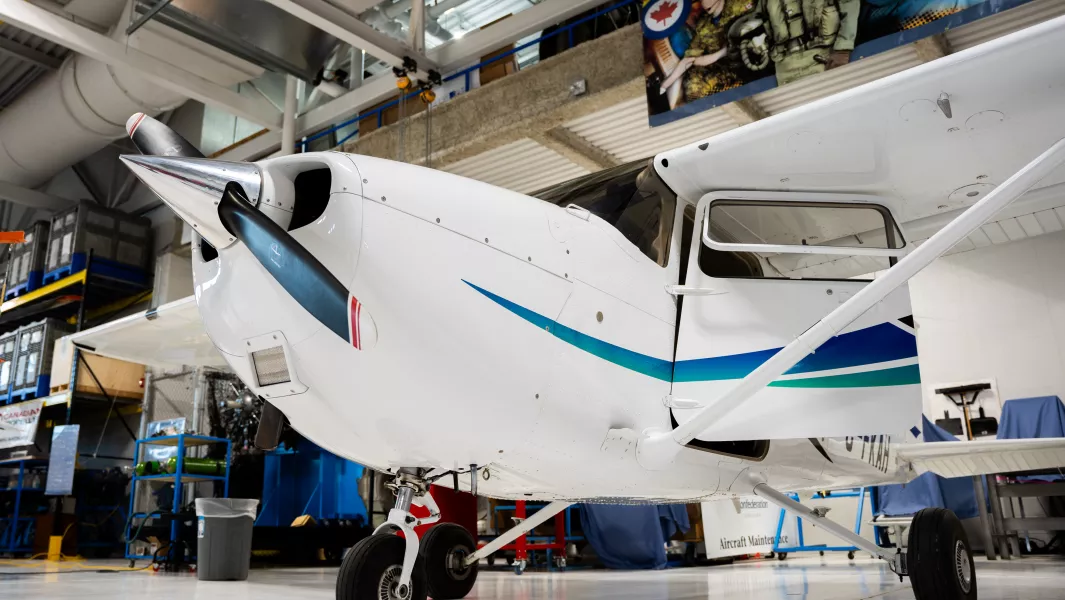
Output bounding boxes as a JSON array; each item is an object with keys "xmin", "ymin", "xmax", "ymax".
[{"xmin": 118, "ymin": 14, "xmax": 1065, "ymax": 600}]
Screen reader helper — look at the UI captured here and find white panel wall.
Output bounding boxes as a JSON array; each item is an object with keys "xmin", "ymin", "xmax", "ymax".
[{"xmin": 910, "ymin": 231, "xmax": 1065, "ymax": 421}]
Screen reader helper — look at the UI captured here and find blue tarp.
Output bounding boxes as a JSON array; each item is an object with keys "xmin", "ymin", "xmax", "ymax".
[
  {"xmin": 998, "ymin": 396, "xmax": 1065, "ymax": 481},
  {"xmin": 999, "ymin": 396, "xmax": 1065, "ymax": 439},
  {"xmin": 877, "ymin": 416, "xmax": 982, "ymax": 519},
  {"xmin": 579, "ymin": 504, "xmax": 689, "ymax": 570}
]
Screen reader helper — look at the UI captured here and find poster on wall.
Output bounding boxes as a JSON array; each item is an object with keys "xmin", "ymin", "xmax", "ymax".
[
  {"xmin": 642, "ymin": 0, "xmax": 1036, "ymax": 126},
  {"xmin": 0, "ymin": 399, "xmax": 44, "ymax": 450},
  {"xmin": 701, "ymin": 495, "xmax": 798, "ymax": 559}
]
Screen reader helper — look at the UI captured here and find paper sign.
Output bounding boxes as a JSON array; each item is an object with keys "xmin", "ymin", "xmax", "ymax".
[{"xmin": 46, "ymin": 425, "xmax": 79, "ymax": 496}]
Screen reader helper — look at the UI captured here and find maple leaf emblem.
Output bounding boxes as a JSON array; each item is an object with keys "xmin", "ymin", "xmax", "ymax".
[{"xmin": 650, "ymin": 0, "xmax": 678, "ymax": 25}]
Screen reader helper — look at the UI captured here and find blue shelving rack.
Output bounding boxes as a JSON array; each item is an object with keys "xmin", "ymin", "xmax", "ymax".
[
  {"xmin": 124, "ymin": 434, "xmax": 231, "ymax": 564},
  {"xmin": 0, "ymin": 457, "xmax": 47, "ymax": 554},
  {"xmin": 773, "ymin": 488, "xmax": 870, "ymax": 558}
]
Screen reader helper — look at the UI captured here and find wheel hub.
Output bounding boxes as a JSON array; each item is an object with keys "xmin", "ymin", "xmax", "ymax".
[
  {"xmin": 446, "ymin": 546, "xmax": 472, "ymax": 581},
  {"xmin": 954, "ymin": 540, "xmax": 972, "ymax": 594},
  {"xmin": 378, "ymin": 565, "xmax": 412, "ymax": 600}
]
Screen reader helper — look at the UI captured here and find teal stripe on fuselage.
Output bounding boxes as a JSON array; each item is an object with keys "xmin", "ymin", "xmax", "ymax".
[
  {"xmin": 464, "ymin": 280, "xmax": 919, "ymax": 387},
  {"xmin": 463, "ymin": 281, "xmax": 673, "ymax": 381}
]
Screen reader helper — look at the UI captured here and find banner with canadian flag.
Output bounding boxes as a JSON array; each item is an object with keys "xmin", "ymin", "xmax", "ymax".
[
  {"xmin": 0, "ymin": 399, "xmax": 44, "ymax": 450},
  {"xmin": 642, "ymin": 0, "xmax": 1036, "ymax": 127}
]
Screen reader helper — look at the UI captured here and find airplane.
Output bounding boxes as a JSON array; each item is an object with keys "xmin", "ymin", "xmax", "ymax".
[{"xmin": 117, "ymin": 13, "xmax": 1065, "ymax": 600}]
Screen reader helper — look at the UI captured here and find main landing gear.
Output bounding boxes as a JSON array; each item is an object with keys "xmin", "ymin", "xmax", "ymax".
[
  {"xmin": 336, "ymin": 470, "xmax": 572, "ymax": 600},
  {"xmin": 751, "ymin": 478, "xmax": 977, "ymax": 600}
]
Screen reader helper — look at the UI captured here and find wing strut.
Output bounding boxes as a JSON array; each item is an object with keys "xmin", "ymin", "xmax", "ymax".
[{"xmin": 637, "ymin": 138, "xmax": 1065, "ymax": 469}]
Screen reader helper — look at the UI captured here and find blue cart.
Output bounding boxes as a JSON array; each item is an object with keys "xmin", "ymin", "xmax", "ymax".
[{"xmin": 125, "ymin": 434, "xmax": 231, "ymax": 567}]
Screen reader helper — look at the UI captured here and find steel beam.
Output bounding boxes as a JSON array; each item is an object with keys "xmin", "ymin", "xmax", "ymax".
[
  {"xmin": 0, "ymin": 179, "xmax": 72, "ymax": 211},
  {"xmin": 0, "ymin": 0, "xmax": 282, "ymax": 129},
  {"xmin": 431, "ymin": 0, "xmax": 608, "ymax": 71},
  {"xmin": 259, "ymin": 0, "xmax": 435, "ymax": 75},
  {"xmin": 0, "ymin": 36, "xmax": 61, "ymax": 70},
  {"xmin": 532, "ymin": 127, "xmax": 620, "ymax": 172}
]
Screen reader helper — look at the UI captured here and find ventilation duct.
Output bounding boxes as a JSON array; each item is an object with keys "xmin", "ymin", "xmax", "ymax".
[{"xmin": 0, "ymin": 2, "xmax": 262, "ymax": 190}]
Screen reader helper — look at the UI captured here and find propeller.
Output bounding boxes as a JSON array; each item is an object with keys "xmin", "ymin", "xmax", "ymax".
[
  {"xmin": 216, "ymin": 181, "xmax": 360, "ymax": 346},
  {"xmin": 124, "ymin": 112, "xmax": 302, "ymax": 450}
]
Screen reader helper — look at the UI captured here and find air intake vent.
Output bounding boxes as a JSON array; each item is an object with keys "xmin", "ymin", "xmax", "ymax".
[{"xmin": 251, "ymin": 346, "xmax": 291, "ymax": 386}]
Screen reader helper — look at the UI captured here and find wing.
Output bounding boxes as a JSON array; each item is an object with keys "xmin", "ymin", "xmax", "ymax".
[
  {"xmin": 897, "ymin": 439, "xmax": 1065, "ymax": 478},
  {"xmin": 657, "ymin": 16, "xmax": 1065, "ymax": 275}
]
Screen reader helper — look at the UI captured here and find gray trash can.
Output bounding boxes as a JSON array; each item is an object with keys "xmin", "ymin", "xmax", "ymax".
[{"xmin": 195, "ymin": 498, "xmax": 259, "ymax": 581}]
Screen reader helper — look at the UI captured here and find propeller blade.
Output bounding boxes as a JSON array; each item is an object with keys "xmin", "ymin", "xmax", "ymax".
[
  {"xmin": 126, "ymin": 112, "xmax": 205, "ymax": 158},
  {"xmin": 217, "ymin": 181, "xmax": 358, "ymax": 346}
]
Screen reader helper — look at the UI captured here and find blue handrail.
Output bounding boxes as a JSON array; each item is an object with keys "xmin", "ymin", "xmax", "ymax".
[{"xmin": 299, "ymin": 0, "xmax": 639, "ymax": 151}]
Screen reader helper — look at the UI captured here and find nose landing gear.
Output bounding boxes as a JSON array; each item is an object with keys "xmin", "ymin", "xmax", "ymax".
[{"xmin": 336, "ymin": 470, "xmax": 481, "ymax": 600}]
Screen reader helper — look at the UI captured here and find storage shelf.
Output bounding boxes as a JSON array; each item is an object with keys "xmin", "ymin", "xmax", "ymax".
[
  {"xmin": 133, "ymin": 473, "xmax": 226, "ymax": 483},
  {"xmin": 0, "ymin": 264, "xmax": 150, "ymax": 330},
  {"xmin": 139, "ymin": 434, "xmax": 228, "ymax": 447}
]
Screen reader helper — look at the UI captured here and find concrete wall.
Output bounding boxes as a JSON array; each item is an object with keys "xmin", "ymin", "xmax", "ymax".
[{"xmin": 911, "ymin": 231, "xmax": 1065, "ymax": 422}]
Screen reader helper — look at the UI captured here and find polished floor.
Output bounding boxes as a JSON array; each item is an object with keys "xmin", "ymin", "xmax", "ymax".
[{"xmin": 1, "ymin": 554, "xmax": 1064, "ymax": 599}]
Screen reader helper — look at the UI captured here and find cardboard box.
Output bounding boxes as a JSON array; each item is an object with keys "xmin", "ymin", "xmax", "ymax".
[{"xmin": 50, "ymin": 337, "xmax": 145, "ymax": 400}]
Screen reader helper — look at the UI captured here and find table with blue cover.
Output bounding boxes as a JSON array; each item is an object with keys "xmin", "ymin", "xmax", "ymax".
[
  {"xmin": 986, "ymin": 396, "xmax": 1065, "ymax": 558},
  {"xmin": 877, "ymin": 397, "xmax": 1065, "ymax": 559}
]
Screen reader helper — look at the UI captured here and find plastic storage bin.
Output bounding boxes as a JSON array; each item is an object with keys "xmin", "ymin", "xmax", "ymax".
[
  {"xmin": 11, "ymin": 318, "xmax": 73, "ymax": 401},
  {"xmin": 5, "ymin": 221, "xmax": 49, "ymax": 300},
  {"xmin": 44, "ymin": 201, "xmax": 151, "ymax": 284},
  {"xmin": 195, "ymin": 498, "xmax": 258, "ymax": 581}
]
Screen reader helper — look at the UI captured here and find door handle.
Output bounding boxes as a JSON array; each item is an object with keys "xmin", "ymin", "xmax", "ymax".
[
  {"xmin": 665, "ymin": 285, "xmax": 728, "ymax": 296},
  {"xmin": 663, "ymin": 395, "xmax": 704, "ymax": 409}
]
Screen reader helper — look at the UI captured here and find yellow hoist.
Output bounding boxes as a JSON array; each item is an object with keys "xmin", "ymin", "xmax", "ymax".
[{"xmin": 392, "ymin": 57, "xmax": 442, "ymax": 167}]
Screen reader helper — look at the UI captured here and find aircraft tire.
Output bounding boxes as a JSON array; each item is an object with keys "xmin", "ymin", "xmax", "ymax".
[
  {"xmin": 907, "ymin": 508, "xmax": 976, "ymax": 600},
  {"xmin": 420, "ymin": 523, "xmax": 478, "ymax": 599},
  {"xmin": 336, "ymin": 533, "xmax": 426, "ymax": 600}
]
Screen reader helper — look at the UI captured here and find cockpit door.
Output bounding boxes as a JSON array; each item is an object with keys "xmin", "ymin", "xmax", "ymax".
[{"xmin": 670, "ymin": 191, "xmax": 921, "ymax": 442}]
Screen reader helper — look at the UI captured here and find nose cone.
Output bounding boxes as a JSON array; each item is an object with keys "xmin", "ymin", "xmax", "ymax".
[{"xmin": 120, "ymin": 154, "xmax": 262, "ymax": 249}]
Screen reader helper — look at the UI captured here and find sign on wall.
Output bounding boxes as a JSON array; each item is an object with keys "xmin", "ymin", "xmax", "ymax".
[
  {"xmin": 0, "ymin": 399, "xmax": 44, "ymax": 450},
  {"xmin": 46, "ymin": 425, "xmax": 79, "ymax": 496},
  {"xmin": 701, "ymin": 495, "xmax": 797, "ymax": 559},
  {"xmin": 643, "ymin": 0, "xmax": 1036, "ymax": 127}
]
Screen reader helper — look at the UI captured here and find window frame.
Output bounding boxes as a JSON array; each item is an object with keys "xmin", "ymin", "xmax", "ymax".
[{"xmin": 700, "ymin": 191, "xmax": 908, "ymax": 258}]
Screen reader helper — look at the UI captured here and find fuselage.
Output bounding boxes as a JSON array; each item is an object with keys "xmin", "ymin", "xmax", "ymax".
[{"xmin": 186, "ymin": 151, "xmax": 916, "ymax": 502}]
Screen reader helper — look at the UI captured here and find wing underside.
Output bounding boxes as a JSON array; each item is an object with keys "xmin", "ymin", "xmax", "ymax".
[{"xmin": 898, "ymin": 439, "xmax": 1065, "ymax": 478}]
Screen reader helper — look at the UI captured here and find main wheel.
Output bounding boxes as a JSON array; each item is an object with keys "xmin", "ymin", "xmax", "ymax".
[
  {"xmin": 337, "ymin": 534, "xmax": 427, "ymax": 600},
  {"xmin": 907, "ymin": 508, "xmax": 976, "ymax": 600},
  {"xmin": 777, "ymin": 552, "xmax": 788, "ymax": 561},
  {"xmin": 419, "ymin": 523, "xmax": 478, "ymax": 600}
]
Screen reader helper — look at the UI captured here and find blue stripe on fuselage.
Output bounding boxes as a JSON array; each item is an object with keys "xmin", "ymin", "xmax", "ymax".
[{"xmin": 464, "ymin": 280, "xmax": 917, "ymax": 385}]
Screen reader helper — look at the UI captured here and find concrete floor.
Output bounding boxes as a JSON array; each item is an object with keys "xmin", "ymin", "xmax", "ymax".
[{"xmin": 1, "ymin": 555, "xmax": 1064, "ymax": 599}]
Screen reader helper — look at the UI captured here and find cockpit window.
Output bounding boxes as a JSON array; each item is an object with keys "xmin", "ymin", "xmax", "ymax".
[{"xmin": 531, "ymin": 160, "xmax": 677, "ymax": 266}]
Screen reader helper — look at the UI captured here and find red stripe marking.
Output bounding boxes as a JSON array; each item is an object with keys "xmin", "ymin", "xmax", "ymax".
[
  {"xmin": 350, "ymin": 296, "xmax": 361, "ymax": 350},
  {"xmin": 356, "ymin": 301, "xmax": 362, "ymax": 349},
  {"xmin": 128, "ymin": 113, "xmax": 146, "ymax": 137}
]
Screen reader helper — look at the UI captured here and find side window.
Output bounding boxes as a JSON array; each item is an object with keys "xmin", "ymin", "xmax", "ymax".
[{"xmin": 701, "ymin": 201, "xmax": 902, "ymax": 281}]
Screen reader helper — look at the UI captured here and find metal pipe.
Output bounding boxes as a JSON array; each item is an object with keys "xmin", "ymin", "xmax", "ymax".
[
  {"xmin": 408, "ymin": 0, "xmax": 426, "ymax": 55},
  {"xmin": 281, "ymin": 75, "xmax": 298, "ymax": 155},
  {"xmin": 639, "ymin": 138, "xmax": 1065, "ymax": 468},
  {"xmin": 754, "ymin": 482, "xmax": 889, "ymax": 560},
  {"xmin": 465, "ymin": 501, "xmax": 572, "ymax": 566},
  {"xmin": 395, "ymin": 485, "xmax": 415, "ymax": 513}
]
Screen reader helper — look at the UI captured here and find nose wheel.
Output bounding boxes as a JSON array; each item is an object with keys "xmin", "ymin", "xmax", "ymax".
[
  {"xmin": 420, "ymin": 523, "xmax": 479, "ymax": 599},
  {"xmin": 337, "ymin": 533, "xmax": 427, "ymax": 600}
]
